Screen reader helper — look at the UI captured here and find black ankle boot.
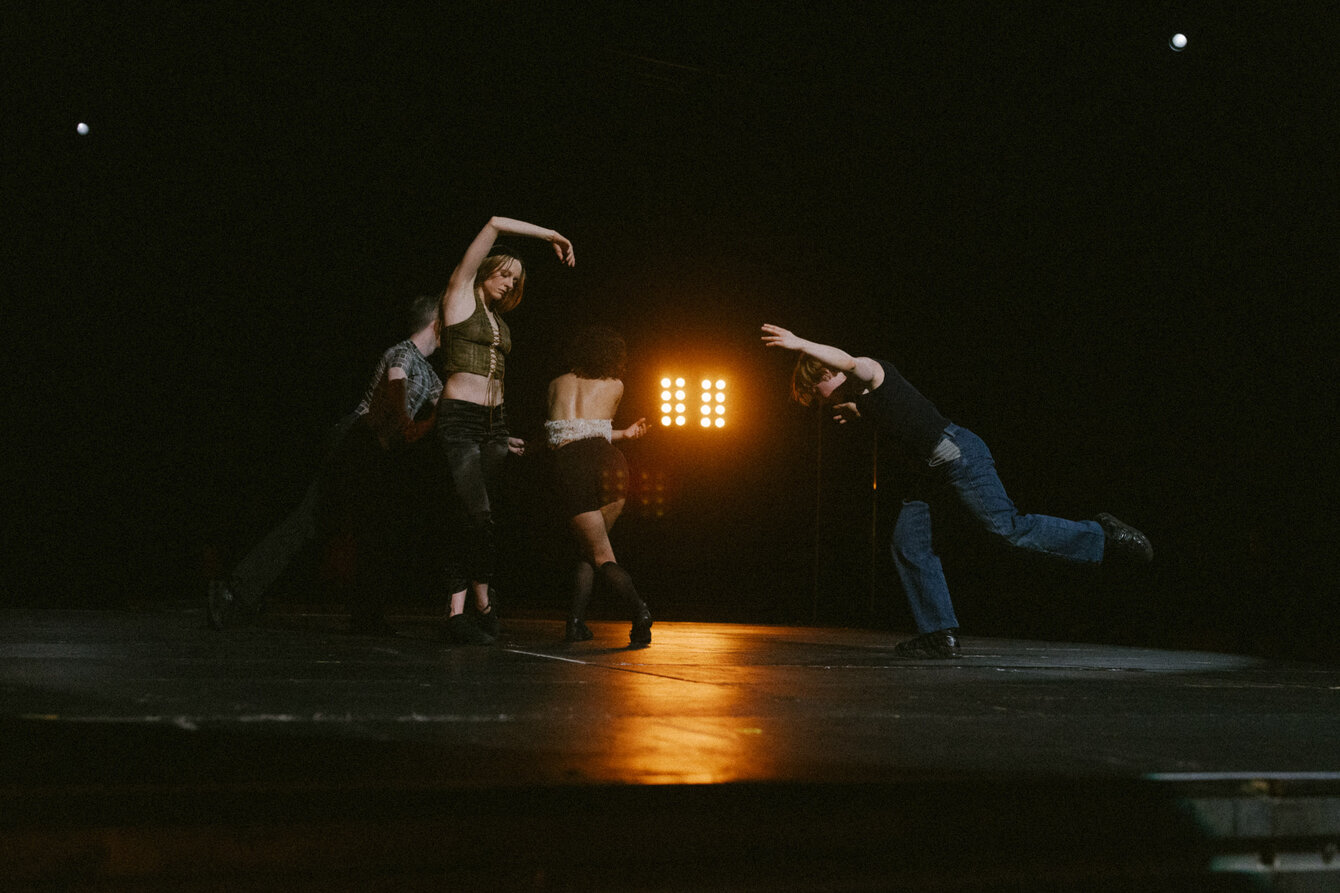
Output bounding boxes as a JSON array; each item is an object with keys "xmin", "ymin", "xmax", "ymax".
[
  {"xmin": 475, "ymin": 605, "xmax": 500, "ymax": 638},
  {"xmin": 565, "ymin": 618, "xmax": 594, "ymax": 642},
  {"xmin": 446, "ymin": 612, "xmax": 494, "ymax": 645},
  {"xmin": 471, "ymin": 586, "xmax": 501, "ymax": 637},
  {"xmin": 630, "ymin": 609, "xmax": 652, "ymax": 647},
  {"xmin": 597, "ymin": 562, "xmax": 651, "ymax": 646}
]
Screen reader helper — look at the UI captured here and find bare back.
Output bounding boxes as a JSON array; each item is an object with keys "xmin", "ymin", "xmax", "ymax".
[{"xmin": 547, "ymin": 373, "xmax": 624, "ymax": 422}]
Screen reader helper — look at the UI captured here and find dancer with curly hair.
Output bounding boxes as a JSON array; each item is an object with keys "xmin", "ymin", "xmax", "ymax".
[{"xmin": 546, "ymin": 326, "xmax": 652, "ymax": 646}]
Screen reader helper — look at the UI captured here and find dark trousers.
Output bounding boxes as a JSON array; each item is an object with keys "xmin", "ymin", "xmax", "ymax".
[
  {"xmin": 433, "ymin": 400, "xmax": 510, "ymax": 594},
  {"xmin": 228, "ymin": 414, "xmax": 357, "ymax": 608}
]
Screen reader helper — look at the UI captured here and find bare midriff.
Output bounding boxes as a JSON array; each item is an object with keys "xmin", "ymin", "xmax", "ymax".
[{"xmin": 443, "ymin": 371, "xmax": 504, "ymax": 407}]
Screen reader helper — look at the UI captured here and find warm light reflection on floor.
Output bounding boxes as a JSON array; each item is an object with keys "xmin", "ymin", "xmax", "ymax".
[{"xmin": 555, "ymin": 624, "xmax": 783, "ymax": 784}]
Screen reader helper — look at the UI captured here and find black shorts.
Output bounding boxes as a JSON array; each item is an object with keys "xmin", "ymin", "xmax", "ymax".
[{"xmin": 551, "ymin": 437, "xmax": 628, "ymax": 517}]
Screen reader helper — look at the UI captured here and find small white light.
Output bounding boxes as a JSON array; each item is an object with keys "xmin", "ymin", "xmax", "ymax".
[
  {"xmin": 700, "ymin": 418, "xmax": 711, "ymax": 428},
  {"xmin": 661, "ymin": 415, "xmax": 672, "ymax": 426},
  {"xmin": 715, "ymin": 379, "xmax": 726, "ymax": 390},
  {"xmin": 674, "ymin": 378, "xmax": 685, "ymax": 388},
  {"xmin": 660, "ymin": 378, "xmax": 671, "ymax": 388},
  {"xmin": 76, "ymin": 122, "xmax": 89, "ymax": 135},
  {"xmin": 714, "ymin": 418, "xmax": 725, "ymax": 428},
  {"xmin": 675, "ymin": 416, "xmax": 686, "ymax": 426},
  {"xmin": 1170, "ymin": 33, "xmax": 1187, "ymax": 51}
]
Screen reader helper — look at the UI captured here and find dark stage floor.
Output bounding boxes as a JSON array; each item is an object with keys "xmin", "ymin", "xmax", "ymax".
[{"xmin": 2, "ymin": 604, "xmax": 1338, "ymax": 891}]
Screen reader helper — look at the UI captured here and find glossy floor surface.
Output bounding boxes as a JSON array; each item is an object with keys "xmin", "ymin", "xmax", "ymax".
[{"xmin": 3, "ymin": 606, "xmax": 1339, "ymax": 890}]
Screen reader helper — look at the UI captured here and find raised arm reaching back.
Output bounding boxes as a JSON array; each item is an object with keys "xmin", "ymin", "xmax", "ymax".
[
  {"xmin": 760, "ymin": 324, "xmax": 883, "ymax": 390},
  {"xmin": 441, "ymin": 217, "xmax": 575, "ymax": 325}
]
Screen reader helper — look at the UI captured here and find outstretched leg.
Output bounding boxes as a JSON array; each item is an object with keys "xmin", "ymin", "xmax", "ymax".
[{"xmin": 941, "ymin": 426, "xmax": 1105, "ymax": 563}]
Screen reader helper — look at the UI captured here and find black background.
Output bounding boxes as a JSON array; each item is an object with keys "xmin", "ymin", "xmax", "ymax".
[{"xmin": 10, "ymin": 3, "xmax": 1337, "ymax": 658}]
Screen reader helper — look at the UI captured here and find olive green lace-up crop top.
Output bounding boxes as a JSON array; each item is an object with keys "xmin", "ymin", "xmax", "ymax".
[{"xmin": 441, "ymin": 294, "xmax": 511, "ymax": 381}]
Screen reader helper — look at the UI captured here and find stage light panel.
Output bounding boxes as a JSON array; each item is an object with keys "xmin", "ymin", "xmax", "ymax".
[{"xmin": 658, "ymin": 374, "xmax": 727, "ymax": 428}]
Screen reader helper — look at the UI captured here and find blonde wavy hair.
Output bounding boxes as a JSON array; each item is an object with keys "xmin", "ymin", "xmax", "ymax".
[{"xmin": 475, "ymin": 250, "xmax": 526, "ymax": 313}]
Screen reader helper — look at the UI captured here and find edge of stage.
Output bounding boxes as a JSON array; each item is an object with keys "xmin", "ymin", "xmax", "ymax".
[{"xmin": 2, "ymin": 604, "xmax": 1338, "ymax": 891}]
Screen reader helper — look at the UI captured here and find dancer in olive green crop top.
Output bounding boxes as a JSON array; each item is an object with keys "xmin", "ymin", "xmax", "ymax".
[
  {"xmin": 433, "ymin": 216, "xmax": 575, "ymax": 644},
  {"xmin": 440, "ymin": 292, "xmax": 512, "ymax": 383}
]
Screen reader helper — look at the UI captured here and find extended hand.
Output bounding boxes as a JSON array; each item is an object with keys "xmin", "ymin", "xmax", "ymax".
[
  {"xmin": 621, "ymin": 418, "xmax": 650, "ymax": 440},
  {"xmin": 549, "ymin": 232, "xmax": 576, "ymax": 267},
  {"xmin": 831, "ymin": 402, "xmax": 861, "ymax": 425},
  {"xmin": 760, "ymin": 324, "xmax": 804, "ymax": 351},
  {"xmin": 507, "ymin": 437, "xmax": 527, "ymax": 456}
]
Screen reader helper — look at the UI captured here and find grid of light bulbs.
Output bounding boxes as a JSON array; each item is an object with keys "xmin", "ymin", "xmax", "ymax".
[{"xmin": 660, "ymin": 377, "xmax": 726, "ymax": 428}]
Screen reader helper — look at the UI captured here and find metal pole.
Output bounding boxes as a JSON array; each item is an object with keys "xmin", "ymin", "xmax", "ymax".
[
  {"xmin": 811, "ymin": 412, "xmax": 822, "ymax": 625},
  {"xmin": 869, "ymin": 432, "xmax": 878, "ymax": 617}
]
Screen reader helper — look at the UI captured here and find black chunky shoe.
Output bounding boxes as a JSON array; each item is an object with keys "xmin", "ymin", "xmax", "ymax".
[
  {"xmin": 629, "ymin": 610, "xmax": 653, "ymax": 647},
  {"xmin": 564, "ymin": 619, "xmax": 594, "ymax": 642},
  {"xmin": 474, "ymin": 605, "xmax": 500, "ymax": 639},
  {"xmin": 471, "ymin": 587, "xmax": 501, "ymax": 638},
  {"xmin": 892, "ymin": 628, "xmax": 961, "ymax": 659},
  {"xmin": 446, "ymin": 613, "xmax": 495, "ymax": 645},
  {"xmin": 1097, "ymin": 513, "xmax": 1154, "ymax": 565}
]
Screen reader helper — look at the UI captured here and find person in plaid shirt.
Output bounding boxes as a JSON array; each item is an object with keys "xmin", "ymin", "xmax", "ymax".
[{"xmin": 208, "ymin": 296, "xmax": 443, "ymax": 632}]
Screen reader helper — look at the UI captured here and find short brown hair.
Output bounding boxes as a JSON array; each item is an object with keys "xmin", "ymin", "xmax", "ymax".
[
  {"xmin": 791, "ymin": 355, "xmax": 831, "ymax": 406},
  {"xmin": 405, "ymin": 294, "xmax": 439, "ymax": 335}
]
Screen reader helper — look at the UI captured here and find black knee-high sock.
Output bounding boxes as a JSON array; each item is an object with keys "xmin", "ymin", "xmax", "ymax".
[
  {"xmin": 597, "ymin": 561, "xmax": 647, "ymax": 617},
  {"xmin": 569, "ymin": 560, "xmax": 594, "ymax": 621}
]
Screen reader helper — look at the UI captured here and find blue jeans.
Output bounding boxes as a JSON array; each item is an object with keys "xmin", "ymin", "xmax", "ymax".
[{"xmin": 891, "ymin": 424, "xmax": 1104, "ymax": 634}]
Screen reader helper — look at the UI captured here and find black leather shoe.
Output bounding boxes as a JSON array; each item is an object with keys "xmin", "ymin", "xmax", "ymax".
[
  {"xmin": 629, "ymin": 610, "xmax": 653, "ymax": 647},
  {"xmin": 565, "ymin": 619, "xmax": 594, "ymax": 642},
  {"xmin": 474, "ymin": 606, "xmax": 500, "ymax": 638},
  {"xmin": 446, "ymin": 613, "xmax": 495, "ymax": 645},
  {"xmin": 893, "ymin": 629, "xmax": 961, "ymax": 659},
  {"xmin": 472, "ymin": 587, "xmax": 501, "ymax": 637},
  {"xmin": 1097, "ymin": 513, "xmax": 1154, "ymax": 565}
]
